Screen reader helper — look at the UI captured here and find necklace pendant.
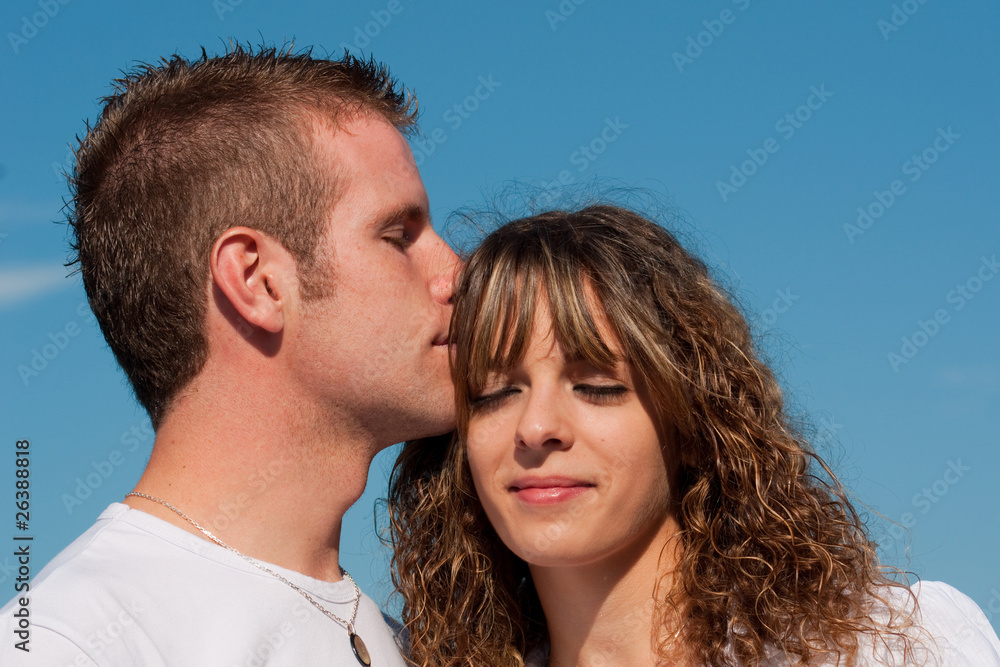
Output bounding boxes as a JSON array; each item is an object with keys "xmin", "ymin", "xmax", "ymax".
[{"xmin": 350, "ymin": 631, "xmax": 371, "ymax": 666}]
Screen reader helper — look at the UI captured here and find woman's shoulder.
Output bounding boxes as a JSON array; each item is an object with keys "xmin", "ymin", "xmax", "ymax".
[
  {"xmin": 906, "ymin": 580, "xmax": 1000, "ymax": 665},
  {"xmin": 757, "ymin": 581, "xmax": 1000, "ymax": 666},
  {"xmin": 522, "ymin": 583, "xmax": 999, "ymax": 666},
  {"xmin": 845, "ymin": 580, "xmax": 1000, "ymax": 666}
]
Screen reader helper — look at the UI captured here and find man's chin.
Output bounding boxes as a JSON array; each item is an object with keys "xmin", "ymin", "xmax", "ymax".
[
  {"xmin": 378, "ymin": 383, "xmax": 456, "ymax": 444},
  {"xmin": 404, "ymin": 414, "xmax": 457, "ymax": 442},
  {"xmin": 399, "ymin": 403, "xmax": 456, "ymax": 442}
]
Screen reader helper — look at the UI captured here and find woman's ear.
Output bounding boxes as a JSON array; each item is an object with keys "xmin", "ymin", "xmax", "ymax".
[{"xmin": 210, "ymin": 227, "xmax": 297, "ymax": 334}]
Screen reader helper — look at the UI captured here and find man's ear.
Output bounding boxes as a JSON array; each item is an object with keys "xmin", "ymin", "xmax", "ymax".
[{"xmin": 211, "ymin": 227, "xmax": 296, "ymax": 334}]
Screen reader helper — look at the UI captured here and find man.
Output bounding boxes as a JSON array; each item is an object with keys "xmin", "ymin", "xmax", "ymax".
[{"xmin": 0, "ymin": 45, "xmax": 459, "ymax": 665}]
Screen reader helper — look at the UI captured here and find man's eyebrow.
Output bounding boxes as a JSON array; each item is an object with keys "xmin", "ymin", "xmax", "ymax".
[{"xmin": 375, "ymin": 204, "xmax": 431, "ymax": 229}]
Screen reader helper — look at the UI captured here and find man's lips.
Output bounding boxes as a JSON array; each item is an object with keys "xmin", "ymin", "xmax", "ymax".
[{"xmin": 510, "ymin": 477, "xmax": 595, "ymax": 505}]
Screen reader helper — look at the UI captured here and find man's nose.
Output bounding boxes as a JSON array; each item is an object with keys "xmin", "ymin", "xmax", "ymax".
[{"xmin": 428, "ymin": 234, "xmax": 461, "ymax": 306}]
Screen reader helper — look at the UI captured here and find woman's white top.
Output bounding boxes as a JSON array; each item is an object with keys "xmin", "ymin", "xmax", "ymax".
[{"xmin": 525, "ymin": 581, "xmax": 1000, "ymax": 666}]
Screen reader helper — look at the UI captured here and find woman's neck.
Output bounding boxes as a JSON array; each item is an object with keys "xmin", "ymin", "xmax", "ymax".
[{"xmin": 530, "ymin": 516, "xmax": 689, "ymax": 667}]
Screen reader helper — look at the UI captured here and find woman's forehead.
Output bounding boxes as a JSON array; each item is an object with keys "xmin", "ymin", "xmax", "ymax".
[{"xmin": 477, "ymin": 290, "xmax": 623, "ymax": 374}]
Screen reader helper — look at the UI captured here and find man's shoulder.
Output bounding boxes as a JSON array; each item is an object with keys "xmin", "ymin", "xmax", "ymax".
[
  {"xmin": 4, "ymin": 503, "xmax": 196, "ymax": 609},
  {"xmin": 0, "ymin": 505, "xmax": 411, "ymax": 665},
  {"xmin": 5, "ymin": 504, "xmax": 130, "ymax": 604},
  {"xmin": 2, "ymin": 501, "xmax": 253, "ymax": 631},
  {"xmin": 0, "ymin": 503, "xmax": 188, "ymax": 664}
]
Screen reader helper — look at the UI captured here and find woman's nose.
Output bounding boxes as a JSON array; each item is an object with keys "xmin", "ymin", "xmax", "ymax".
[{"xmin": 514, "ymin": 387, "xmax": 573, "ymax": 452}]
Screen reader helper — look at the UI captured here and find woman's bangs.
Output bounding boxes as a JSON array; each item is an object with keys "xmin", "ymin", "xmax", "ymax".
[
  {"xmin": 466, "ymin": 261, "xmax": 539, "ymax": 394},
  {"xmin": 465, "ymin": 260, "xmax": 622, "ymax": 397},
  {"xmin": 547, "ymin": 265, "xmax": 619, "ymax": 371}
]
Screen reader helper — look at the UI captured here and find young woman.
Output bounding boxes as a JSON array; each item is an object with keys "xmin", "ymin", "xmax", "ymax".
[{"xmin": 389, "ymin": 205, "xmax": 1000, "ymax": 666}]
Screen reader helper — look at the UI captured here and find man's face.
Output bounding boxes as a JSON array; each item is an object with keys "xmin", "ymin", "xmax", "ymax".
[{"xmin": 291, "ymin": 114, "xmax": 460, "ymax": 445}]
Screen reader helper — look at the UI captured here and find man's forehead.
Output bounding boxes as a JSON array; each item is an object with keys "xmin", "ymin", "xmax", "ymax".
[
  {"xmin": 309, "ymin": 112, "xmax": 410, "ymax": 162},
  {"xmin": 310, "ymin": 114, "xmax": 429, "ymax": 227}
]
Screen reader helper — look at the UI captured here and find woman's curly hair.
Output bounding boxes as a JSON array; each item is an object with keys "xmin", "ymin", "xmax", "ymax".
[{"xmin": 389, "ymin": 205, "xmax": 919, "ymax": 666}]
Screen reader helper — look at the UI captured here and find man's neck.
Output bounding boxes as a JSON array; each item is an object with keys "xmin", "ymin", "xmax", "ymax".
[{"xmin": 124, "ymin": 378, "xmax": 379, "ymax": 583}]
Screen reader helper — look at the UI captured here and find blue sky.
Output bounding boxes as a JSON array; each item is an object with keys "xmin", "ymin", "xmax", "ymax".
[{"xmin": 1, "ymin": 0, "xmax": 998, "ymax": 629}]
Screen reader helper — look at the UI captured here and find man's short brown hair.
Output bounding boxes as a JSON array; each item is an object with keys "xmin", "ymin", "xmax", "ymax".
[{"xmin": 68, "ymin": 44, "xmax": 418, "ymax": 428}]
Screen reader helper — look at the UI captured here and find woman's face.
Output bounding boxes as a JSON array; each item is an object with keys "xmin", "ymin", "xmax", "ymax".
[{"xmin": 465, "ymin": 302, "xmax": 678, "ymax": 569}]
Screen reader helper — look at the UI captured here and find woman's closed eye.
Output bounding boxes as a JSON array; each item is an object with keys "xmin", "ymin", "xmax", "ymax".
[
  {"xmin": 470, "ymin": 383, "xmax": 629, "ymax": 413},
  {"xmin": 470, "ymin": 386, "xmax": 520, "ymax": 413},
  {"xmin": 574, "ymin": 383, "xmax": 629, "ymax": 404}
]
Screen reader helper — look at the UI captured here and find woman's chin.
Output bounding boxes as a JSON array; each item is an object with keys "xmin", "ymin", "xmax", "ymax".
[{"xmin": 503, "ymin": 534, "xmax": 604, "ymax": 569}]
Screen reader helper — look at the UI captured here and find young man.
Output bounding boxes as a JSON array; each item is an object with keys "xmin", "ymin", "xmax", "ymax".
[{"xmin": 0, "ymin": 46, "xmax": 459, "ymax": 665}]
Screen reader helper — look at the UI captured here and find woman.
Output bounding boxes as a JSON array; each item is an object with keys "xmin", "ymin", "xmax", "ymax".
[{"xmin": 389, "ymin": 205, "xmax": 1000, "ymax": 666}]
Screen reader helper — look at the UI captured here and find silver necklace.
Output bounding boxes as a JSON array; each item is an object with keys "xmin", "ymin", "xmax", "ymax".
[{"xmin": 125, "ymin": 492, "xmax": 372, "ymax": 666}]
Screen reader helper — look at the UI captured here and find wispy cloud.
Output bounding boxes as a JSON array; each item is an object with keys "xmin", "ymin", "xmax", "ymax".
[{"xmin": 0, "ymin": 264, "xmax": 75, "ymax": 309}]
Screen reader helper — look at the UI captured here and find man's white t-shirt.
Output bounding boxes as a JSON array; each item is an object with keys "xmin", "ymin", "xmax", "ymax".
[{"xmin": 0, "ymin": 503, "xmax": 408, "ymax": 666}]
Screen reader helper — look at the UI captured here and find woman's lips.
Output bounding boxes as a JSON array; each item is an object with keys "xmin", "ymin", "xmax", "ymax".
[{"xmin": 511, "ymin": 478, "xmax": 594, "ymax": 505}]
